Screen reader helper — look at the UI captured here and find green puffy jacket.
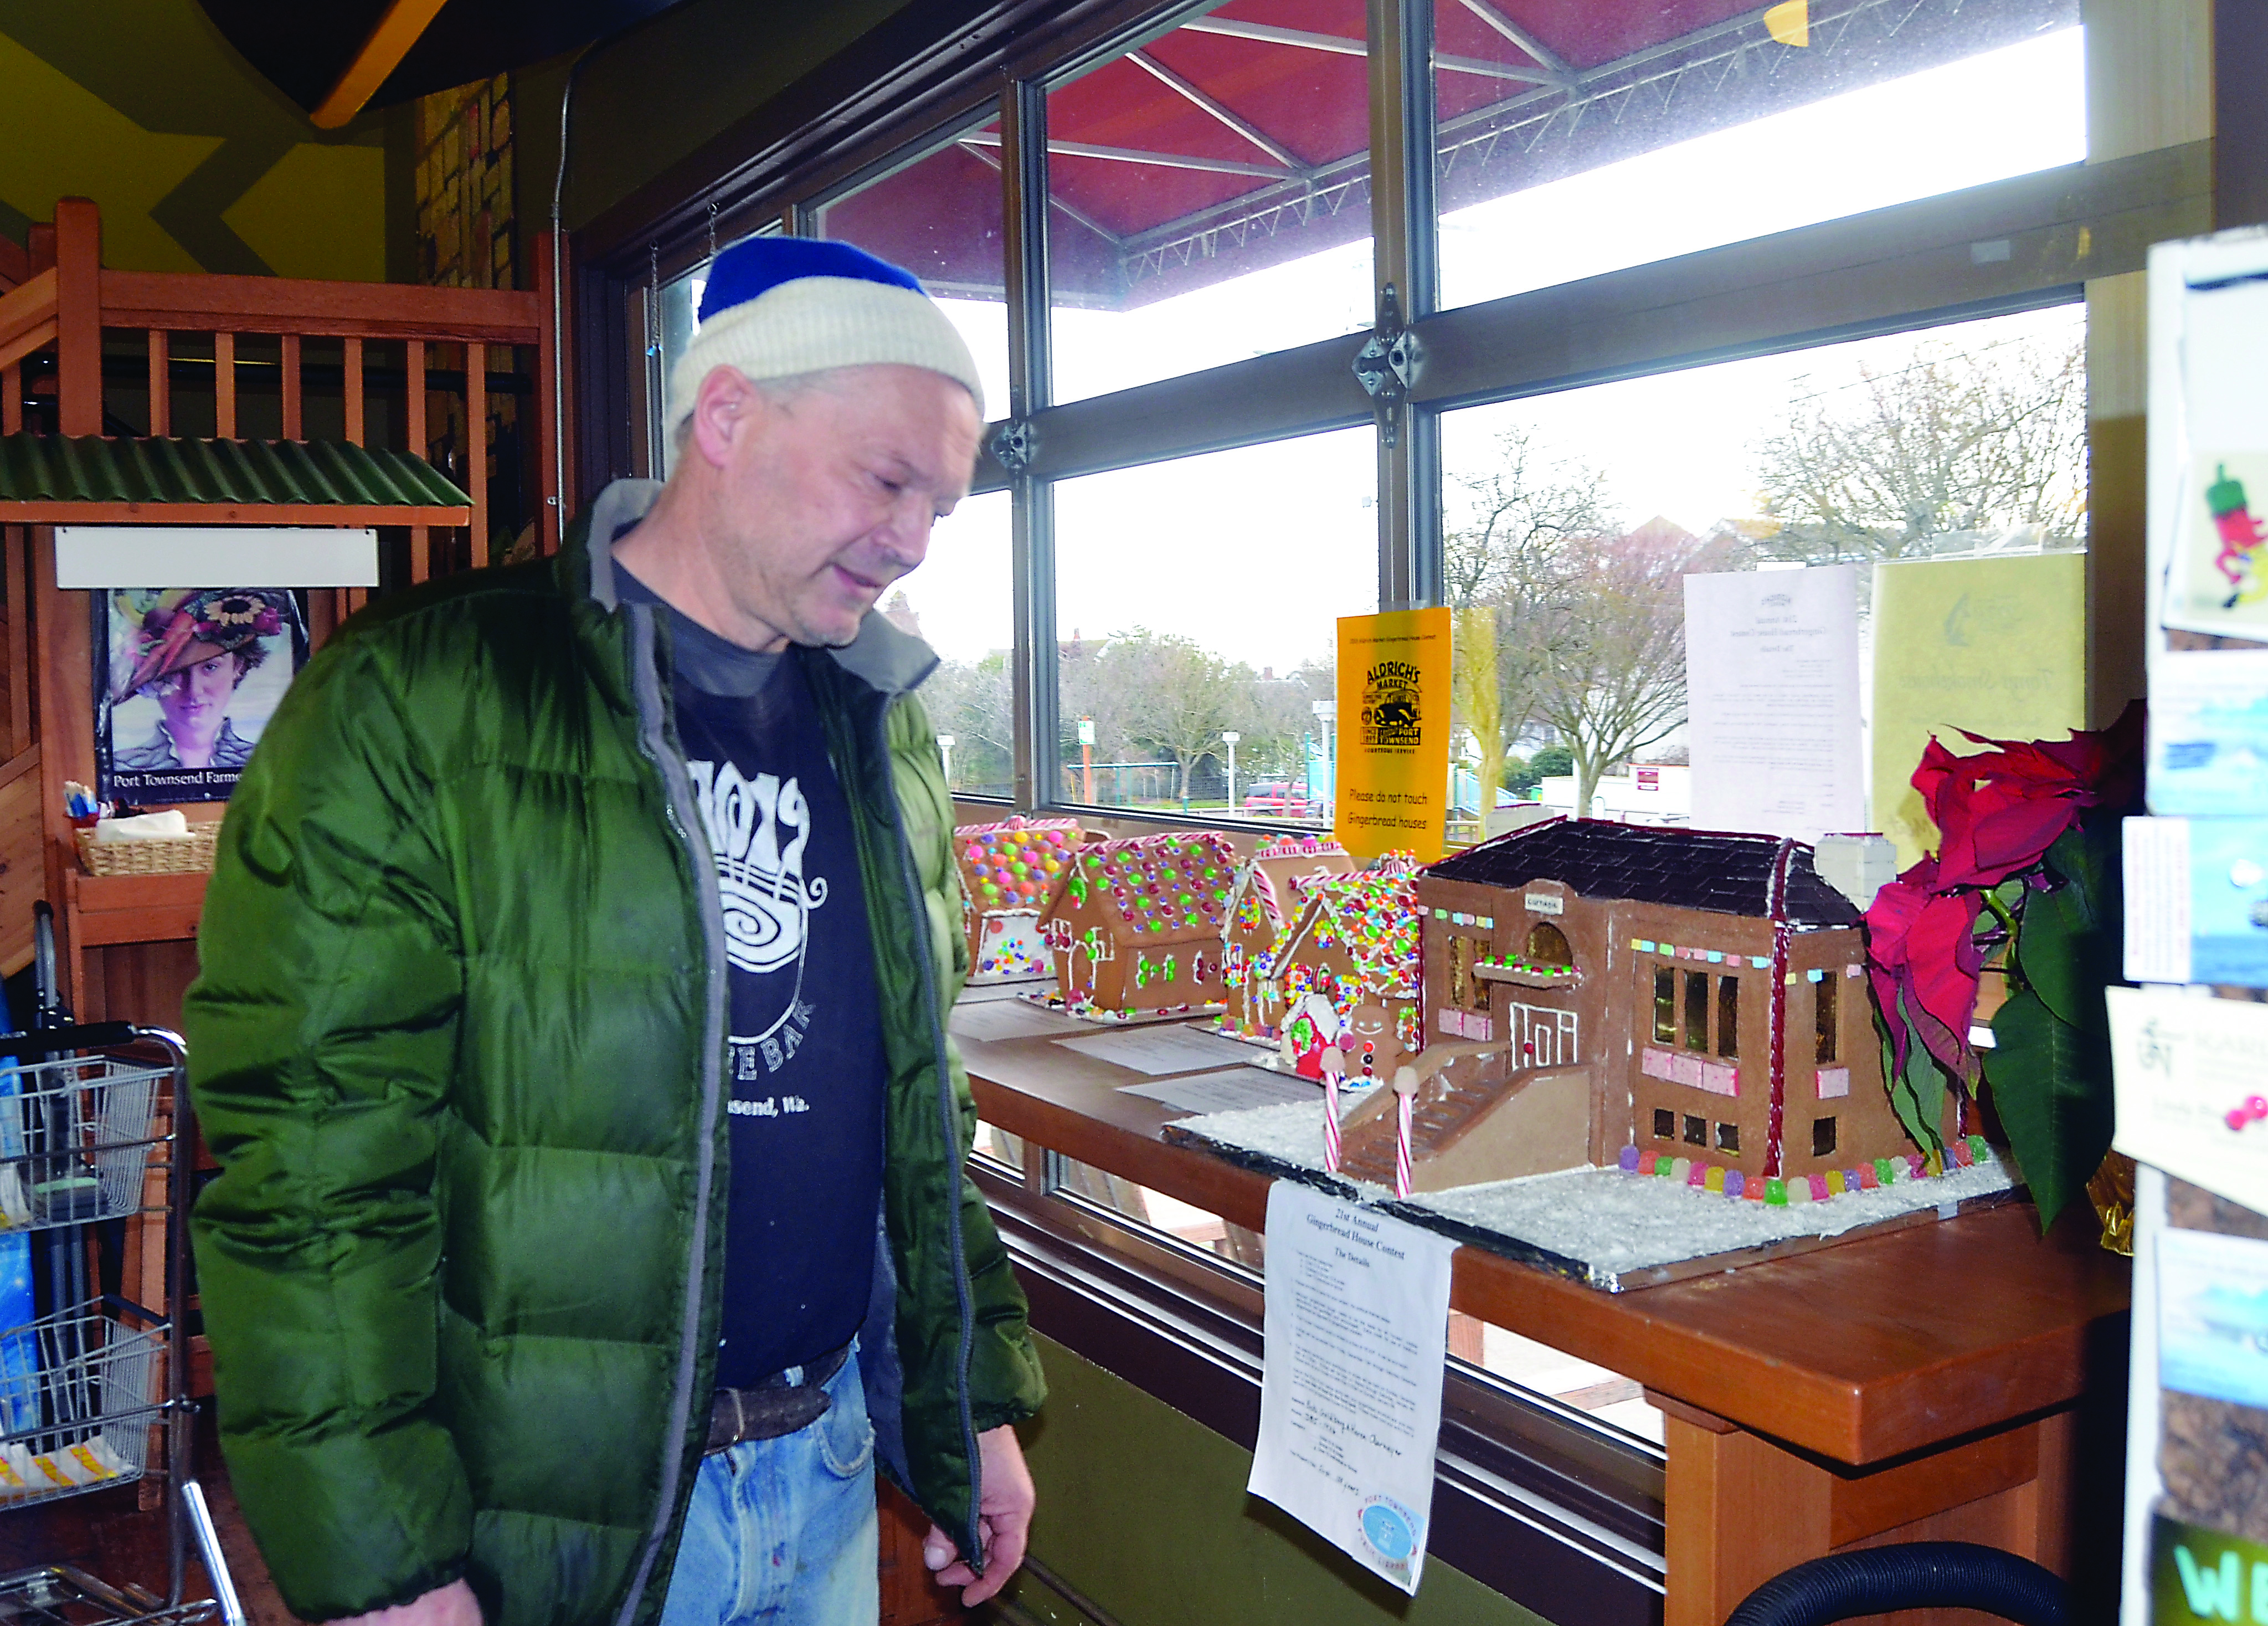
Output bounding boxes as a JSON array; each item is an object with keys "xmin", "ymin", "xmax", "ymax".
[{"xmin": 185, "ymin": 479, "xmax": 1045, "ymax": 1626}]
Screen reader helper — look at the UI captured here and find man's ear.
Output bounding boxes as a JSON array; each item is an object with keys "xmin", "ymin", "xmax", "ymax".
[{"xmin": 687, "ymin": 366, "xmax": 761, "ymax": 469}]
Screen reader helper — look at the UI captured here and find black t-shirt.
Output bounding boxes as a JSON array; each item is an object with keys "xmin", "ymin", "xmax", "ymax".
[{"xmin": 617, "ymin": 565, "xmax": 886, "ymax": 1387}]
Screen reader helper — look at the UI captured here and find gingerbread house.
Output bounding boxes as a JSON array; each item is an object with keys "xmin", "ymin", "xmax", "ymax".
[
  {"xmin": 1267, "ymin": 867, "xmax": 1425, "ymax": 1084},
  {"xmin": 954, "ymin": 815, "xmax": 1084, "ymax": 982},
  {"xmin": 1335, "ymin": 819, "xmax": 1957, "ymax": 1196},
  {"xmin": 1218, "ymin": 835, "xmax": 1354, "ymax": 1038},
  {"xmin": 1040, "ymin": 831, "xmax": 1236, "ymax": 1017}
]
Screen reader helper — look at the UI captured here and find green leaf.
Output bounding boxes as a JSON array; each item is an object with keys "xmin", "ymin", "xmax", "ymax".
[
  {"xmin": 1982, "ymin": 984, "xmax": 2114, "ymax": 1233},
  {"xmin": 1878, "ymin": 991, "xmax": 1947, "ymax": 1156},
  {"xmin": 2018, "ymin": 820, "xmax": 2122, "ymax": 1035}
]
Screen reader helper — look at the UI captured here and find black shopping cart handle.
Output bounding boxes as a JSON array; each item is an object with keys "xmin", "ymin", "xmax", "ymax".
[{"xmin": 0, "ymin": 1022, "xmax": 142, "ymax": 1058}]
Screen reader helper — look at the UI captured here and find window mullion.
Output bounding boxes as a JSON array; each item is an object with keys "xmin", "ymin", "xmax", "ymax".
[
  {"xmin": 1002, "ymin": 75, "xmax": 1058, "ymax": 811},
  {"xmin": 1368, "ymin": 0, "xmax": 1441, "ymax": 609}
]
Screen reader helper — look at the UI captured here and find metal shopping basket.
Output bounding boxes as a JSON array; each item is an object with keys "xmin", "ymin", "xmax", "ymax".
[{"xmin": 0, "ymin": 909, "xmax": 244, "ymax": 1624}]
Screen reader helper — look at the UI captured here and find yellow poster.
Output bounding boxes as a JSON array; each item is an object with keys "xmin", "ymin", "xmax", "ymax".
[
  {"xmin": 1870, "ymin": 553, "xmax": 2086, "ymax": 868},
  {"xmin": 1335, "ymin": 608, "xmax": 1452, "ymax": 861}
]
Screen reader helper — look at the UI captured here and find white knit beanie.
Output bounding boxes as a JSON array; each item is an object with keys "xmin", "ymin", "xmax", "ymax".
[{"xmin": 670, "ymin": 238, "xmax": 983, "ymax": 422}]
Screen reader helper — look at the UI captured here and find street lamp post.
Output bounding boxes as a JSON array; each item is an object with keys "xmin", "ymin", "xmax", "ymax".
[
  {"xmin": 937, "ymin": 734, "xmax": 955, "ymax": 789},
  {"xmin": 1078, "ymin": 717, "xmax": 1096, "ymax": 803},
  {"xmin": 1221, "ymin": 731, "xmax": 1240, "ymax": 812}
]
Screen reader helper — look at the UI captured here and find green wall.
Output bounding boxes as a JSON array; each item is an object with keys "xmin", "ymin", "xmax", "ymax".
[
  {"xmin": 1005, "ymin": 1335, "xmax": 1552, "ymax": 1626},
  {"xmin": 0, "ymin": 1, "xmax": 390, "ymax": 279}
]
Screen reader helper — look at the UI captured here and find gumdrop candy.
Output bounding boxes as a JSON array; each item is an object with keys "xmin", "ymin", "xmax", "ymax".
[
  {"xmin": 1619, "ymin": 1146, "xmax": 1641, "ymax": 1172},
  {"xmin": 1703, "ymin": 1166, "xmax": 1725, "ymax": 1194},
  {"xmin": 1764, "ymin": 1178, "xmax": 1788, "ymax": 1207},
  {"xmin": 1637, "ymin": 1151, "xmax": 1658, "ymax": 1175},
  {"xmin": 1724, "ymin": 1170, "xmax": 1744, "ymax": 1198}
]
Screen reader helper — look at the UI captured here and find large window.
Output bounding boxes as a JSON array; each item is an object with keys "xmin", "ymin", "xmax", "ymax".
[
  {"xmin": 814, "ymin": 114, "xmax": 1014, "ymax": 420},
  {"xmin": 614, "ymin": 0, "xmax": 2187, "ymax": 1607},
  {"xmin": 1048, "ymin": 1, "xmax": 1376, "ymax": 404},
  {"xmin": 1432, "ymin": 0, "xmax": 2085, "ymax": 311},
  {"xmin": 1053, "ymin": 429, "xmax": 1373, "ymax": 816},
  {"xmin": 1439, "ymin": 301, "xmax": 2087, "ymax": 822}
]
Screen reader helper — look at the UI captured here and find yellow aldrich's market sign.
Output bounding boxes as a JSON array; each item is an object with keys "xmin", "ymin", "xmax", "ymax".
[{"xmin": 1334, "ymin": 608, "xmax": 1451, "ymax": 862}]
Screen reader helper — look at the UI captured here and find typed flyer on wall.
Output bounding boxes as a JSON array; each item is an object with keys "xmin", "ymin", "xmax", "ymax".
[
  {"xmin": 1334, "ymin": 608, "xmax": 1451, "ymax": 862},
  {"xmin": 1247, "ymin": 1179, "xmax": 1456, "ymax": 1596}
]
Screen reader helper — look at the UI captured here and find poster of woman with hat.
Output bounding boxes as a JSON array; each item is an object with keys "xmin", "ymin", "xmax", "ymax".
[{"xmin": 96, "ymin": 588, "xmax": 308, "ymax": 804}]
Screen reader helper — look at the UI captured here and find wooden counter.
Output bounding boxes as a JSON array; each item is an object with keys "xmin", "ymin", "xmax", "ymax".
[{"xmin": 958, "ymin": 1021, "xmax": 2131, "ymax": 1626}]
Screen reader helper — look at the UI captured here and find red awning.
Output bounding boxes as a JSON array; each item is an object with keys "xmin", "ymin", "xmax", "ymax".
[{"xmin": 818, "ymin": 0, "xmax": 2070, "ymax": 309}]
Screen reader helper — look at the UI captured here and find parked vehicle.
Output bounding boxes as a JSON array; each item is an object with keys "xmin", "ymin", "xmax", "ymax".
[{"xmin": 1242, "ymin": 782, "xmax": 1311, "ymax": 817}]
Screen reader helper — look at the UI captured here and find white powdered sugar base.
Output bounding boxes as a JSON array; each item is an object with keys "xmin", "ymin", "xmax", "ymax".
[{"xmin": 1176, "ymin": 1100, "xmax": 2015, "ymax": 1285}]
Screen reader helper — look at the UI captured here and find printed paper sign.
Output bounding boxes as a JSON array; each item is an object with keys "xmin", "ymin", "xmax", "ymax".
[
  {"xmin": 2110, "ymin": 985, "xmax": 2268, "ymax": 1215},
  {"xmin": 1335, "ymin": 609, "xmax": 1451, "ymax": 863},
  {"xmin": 2160, "ymin": 250, "xmax": 2268, "ymax": 639},
  {"xmin": 1248, "ymin": 1179, "xmax": 1456, "ymax": 1596},
  {"xmin": 1870, "ymin": 554, "xmax": 2085, "ymax": 868},
  {"xmin": 2149, "ymin": 652, "xmax": 2268, "ymax": 817},
  {"xmin": 1684, "ymin": 565, "xmax": 1864, "ymax": 841},
  {"xmin": 95, "ymin": 588, "xmax": 310, "ymax": 806},
  {"xmin": 2159, "ymin": 1225, "xmax": 2268, "ymax": 1410},
  {"xmin": 2125, "ymin": 817, "xmax": 2268, "ymax": 988}
]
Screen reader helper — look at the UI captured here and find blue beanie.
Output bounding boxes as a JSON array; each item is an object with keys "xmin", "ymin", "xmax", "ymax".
[{"xmin": 672, "ymin": 237, "xmax": 983, "ymax": 420}]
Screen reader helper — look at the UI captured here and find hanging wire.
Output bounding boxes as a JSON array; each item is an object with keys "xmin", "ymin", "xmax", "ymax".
[
  {"xmin": 645, "ymin": 240, "xmax": 661, "ymax": 360},
  {"xmin": 707, "ymin": 199, "xmax": 720, "ymax": 263}
]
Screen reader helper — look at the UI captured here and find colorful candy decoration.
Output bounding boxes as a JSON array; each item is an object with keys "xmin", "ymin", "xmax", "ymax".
[
  {"xmin": 1615, "ymin": 1135, "xmax": 1993, "ymax": 1203},
  {"xmin": 954, "ymin": 815, "xmax": 1085, "ymax": 982},
  {"xmin": 1036, "ymin": 830, "xmax": 1238, "ymax": 1016}
]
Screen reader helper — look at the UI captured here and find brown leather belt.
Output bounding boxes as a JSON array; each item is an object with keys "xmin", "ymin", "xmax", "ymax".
[{"xmin": 703, "ymin": 1343, "xmax": 852, "ymax": 1455}]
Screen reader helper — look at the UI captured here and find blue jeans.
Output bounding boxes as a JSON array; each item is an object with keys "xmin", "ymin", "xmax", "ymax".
[{"xmin": 659, "ymin": 1347, "xmax": 879, "ymax": 1626}]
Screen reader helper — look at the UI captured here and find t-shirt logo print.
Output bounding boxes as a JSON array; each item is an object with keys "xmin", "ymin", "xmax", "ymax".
[{"xmin": 688, "ymin": 758, "xmax": 831, "ymax": 1043}]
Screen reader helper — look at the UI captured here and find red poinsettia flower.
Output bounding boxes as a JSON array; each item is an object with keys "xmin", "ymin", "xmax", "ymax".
[
  {"xmin": 1865, "ymin": 703, "xmax": 2143, "ymax": 1083},
  {"xmin": 1864, "ymin": 858, "xmax": 1986, "ymax": 1082},
  {"xmin": 1915, "ymin": 704, "xmax": 2145, "ymax": 890}
]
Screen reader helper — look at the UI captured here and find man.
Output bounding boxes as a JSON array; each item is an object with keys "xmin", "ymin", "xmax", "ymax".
[{"xmin": 185, "ymin": 238, "xmax": 1046, "ymax": 1626}]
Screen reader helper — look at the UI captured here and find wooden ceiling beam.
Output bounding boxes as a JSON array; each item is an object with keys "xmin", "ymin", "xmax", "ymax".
[{"xmin": 310, "ymin": 0, "xmax": 452, "ymax": 130}]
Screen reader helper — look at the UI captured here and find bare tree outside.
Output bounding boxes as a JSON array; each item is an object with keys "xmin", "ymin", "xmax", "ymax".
[
  {"xmin": 1753, "ymin": 330, "xmax": 2087, "ymax": 569},
  {"xmin": 1531, "ymin": 520, "xmax": 1744, "ymax": 811},
  {"xmin": 1443, "ymin": 427, "xmax": 1612, "ymax": 806}
]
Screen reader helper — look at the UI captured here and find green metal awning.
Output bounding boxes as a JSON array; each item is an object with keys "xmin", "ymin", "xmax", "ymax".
[{"xmin": 0, "ymin": 434, "xmax": 472, "ymax": 525}]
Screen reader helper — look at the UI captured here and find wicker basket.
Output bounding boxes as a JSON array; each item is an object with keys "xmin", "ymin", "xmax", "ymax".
[{"xmin": 74, "ymin": 823, "xmax": 220, "ymax": 878}]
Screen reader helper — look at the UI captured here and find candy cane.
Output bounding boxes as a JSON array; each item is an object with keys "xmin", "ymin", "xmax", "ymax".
[
  {"xmin": 1392, "ymin": 1064, "xmax": 1418, "ymax": 1199},
  {"xmin": 1319, "ymin": 1045, "xmax": 1345, "ymax": 1174}
]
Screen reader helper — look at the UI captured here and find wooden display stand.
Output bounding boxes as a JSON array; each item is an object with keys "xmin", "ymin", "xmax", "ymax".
[
  {"xmin": 955, "ymin": 1020, "xmax": 2128, "ymax": 1626},
  {"xmin": 0, "ymin": 196, "xmax": 565, "ymax": 1032}
]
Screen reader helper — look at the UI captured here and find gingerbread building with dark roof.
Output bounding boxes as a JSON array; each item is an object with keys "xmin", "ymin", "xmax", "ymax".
[{"xmin": 1335, "ymin": 818, "xmax": 1950, "ymax": 1194}]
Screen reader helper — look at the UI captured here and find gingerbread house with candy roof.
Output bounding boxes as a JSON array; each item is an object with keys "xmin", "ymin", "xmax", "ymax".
[
  {"xmin": 1218, "ymin": 835, "xmax": 1355, "ymax": 1039},
  {"xmin": 1039, "ymin": 830, "xmax": 1236, "ymax": 1017},
  {"xmin": 1266, "ymin": 866, "xmax": 1426, "ymax": 1084},
  {"xmin": 954, "ymin": 815, "xmax": 1084, "ymax": 982}
]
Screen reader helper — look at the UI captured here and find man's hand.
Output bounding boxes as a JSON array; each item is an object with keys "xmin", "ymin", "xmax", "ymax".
[
  {"xmin": 922, "ymin": 1424, "xmax": 1035, "ymax": 1606},
  {"xmin": 331, "ymin": 1578, "xmax": 481, "ymax": 1626}
]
